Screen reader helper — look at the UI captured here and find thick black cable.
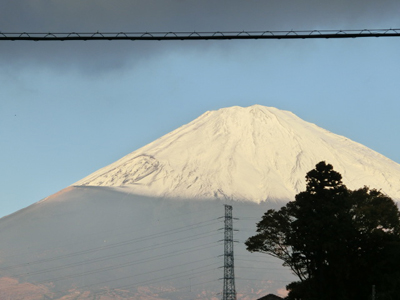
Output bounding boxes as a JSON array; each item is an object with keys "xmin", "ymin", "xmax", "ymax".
[{"xmin": 0, "ymin": 29, "xmax": 399, "ymax": 41}]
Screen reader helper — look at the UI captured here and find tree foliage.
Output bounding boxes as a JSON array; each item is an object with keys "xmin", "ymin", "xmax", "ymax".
[{"xmin": 245, "ymin": 161, "xmax": 400, "ymax": 300}]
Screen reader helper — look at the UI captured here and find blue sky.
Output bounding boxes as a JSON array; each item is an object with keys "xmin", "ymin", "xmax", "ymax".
[{"xmin": 1, "ymin": 0, "xmax": 400, "ymax": 218}]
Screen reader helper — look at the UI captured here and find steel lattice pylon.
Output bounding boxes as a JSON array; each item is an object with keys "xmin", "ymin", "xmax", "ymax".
[{"xmin": 223, "ymin": 205, "xmax": 237, "ymax": 300}]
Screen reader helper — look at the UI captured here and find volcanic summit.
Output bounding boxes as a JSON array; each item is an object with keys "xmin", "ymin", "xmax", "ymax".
[
  {"xmin": 74, "ymin": 105, "xmax": 400, "ymax": 202},
  {"xmin": 1, "ymin": 105, "xmax": 400, "ymax": 300}
]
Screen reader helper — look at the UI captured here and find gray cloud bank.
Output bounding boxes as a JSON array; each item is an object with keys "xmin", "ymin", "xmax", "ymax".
[{"xmin": 1, "ymin": 0, "xmax": 399, "ymax": 72}]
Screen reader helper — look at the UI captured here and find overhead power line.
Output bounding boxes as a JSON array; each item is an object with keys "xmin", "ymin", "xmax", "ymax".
[
  {"xmin": 1, "ymin": 217, "xmax": 220, "ymax": 272},
  {"xmin": 1, "ymin": 29, "xmax": 400, "ymax": 41}
]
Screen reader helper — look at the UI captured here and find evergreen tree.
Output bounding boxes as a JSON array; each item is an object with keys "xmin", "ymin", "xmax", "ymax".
[{"xmin": 246, "ymin": 161, "xmax": 400, "ymax": 300}]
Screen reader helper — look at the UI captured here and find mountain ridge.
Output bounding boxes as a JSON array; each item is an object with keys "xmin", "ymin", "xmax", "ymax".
[
  {"xmin": 1, "ymin": 104, "xmax": 400, "ymax": 300},
  {"xmin": 73, "ymin": 105, "xmax": 400, "ymax": 202}
]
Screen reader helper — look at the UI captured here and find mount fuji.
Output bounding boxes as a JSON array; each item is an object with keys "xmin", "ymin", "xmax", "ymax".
[
  {"xmin": 1, "ymin": 105, "xmax": 399, "ymax": 300},
  {"xmin": 75, "ymin": 105, "xmax": 400, "ymax": 202}
]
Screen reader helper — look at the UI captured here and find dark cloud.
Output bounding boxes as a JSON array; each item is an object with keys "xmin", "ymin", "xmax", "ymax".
[
  {"xmin": 2, "ymin": 0, "xmax": 400, "ymax": 31},
  {"xmin": 1, "ymin": 0, "xmax": 399, "ymax": 73}
]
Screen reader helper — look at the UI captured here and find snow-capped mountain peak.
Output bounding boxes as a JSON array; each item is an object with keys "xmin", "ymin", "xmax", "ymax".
[{"xmin": 73, "ymin": 105, "xmax": 400, "ymax": 202}]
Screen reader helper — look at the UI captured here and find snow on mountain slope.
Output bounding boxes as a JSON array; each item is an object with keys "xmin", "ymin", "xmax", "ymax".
[
  {"xmin": 74, "ymin": 105, "xmax": 400, "ymax": 202},
  {"xmin": 2, "ymin": 105, "xmax": 400, "ymax": 300}
]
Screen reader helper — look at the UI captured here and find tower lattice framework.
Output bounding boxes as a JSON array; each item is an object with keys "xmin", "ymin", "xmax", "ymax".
[{"xmin": 222, "ymin": 204, "xmax": 237, "ymax": 300}]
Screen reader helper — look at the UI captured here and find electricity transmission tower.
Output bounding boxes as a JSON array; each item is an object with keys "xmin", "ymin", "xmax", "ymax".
[{"xmin": 222, "ymin": 204, "xmax": 237, "ymax": 300}]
